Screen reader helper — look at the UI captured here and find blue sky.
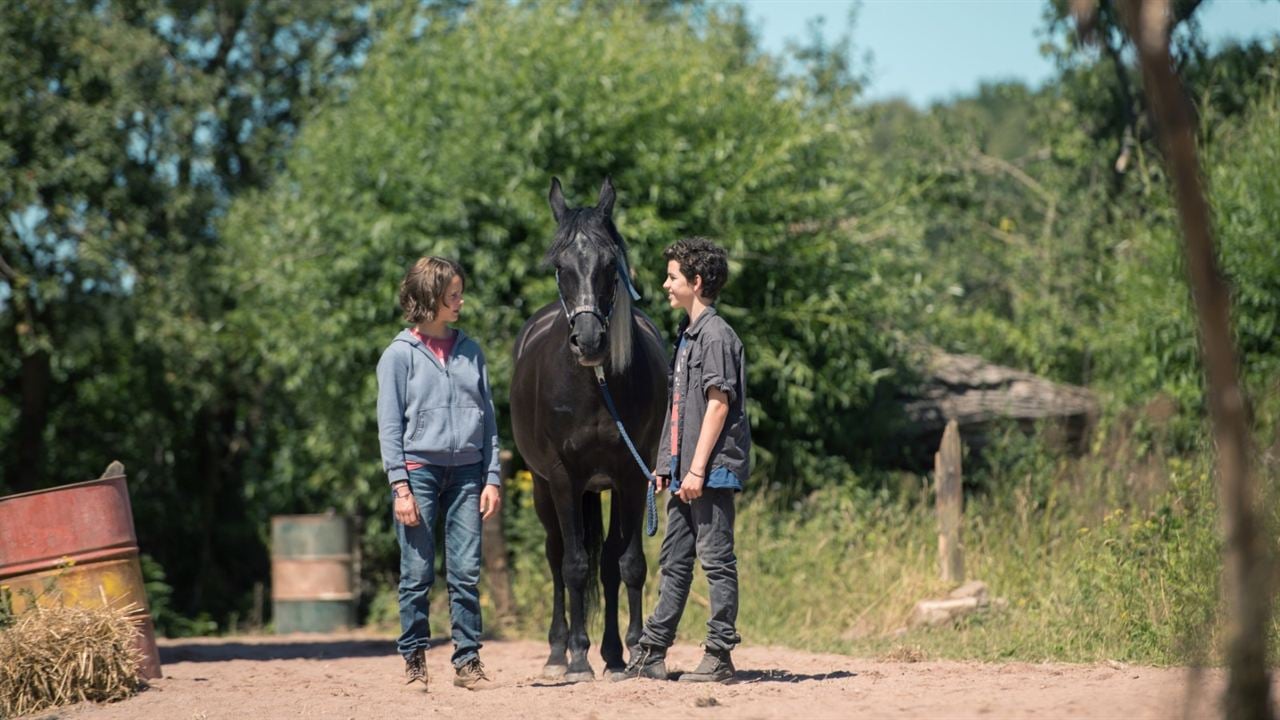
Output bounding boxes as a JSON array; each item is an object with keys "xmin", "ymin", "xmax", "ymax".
[{"xmin": 741, "ymin": 0, "xmax": 1280, "ymax": 106}]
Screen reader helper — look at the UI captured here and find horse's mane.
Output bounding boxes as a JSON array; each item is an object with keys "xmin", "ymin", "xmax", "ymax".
[
  {"xmin": 610, "ymin": 273, "xmax": 633, "ymax": 375},
  {"xmin": 545, "ymin": 207, "xmax": 635, "ymax": 375}
]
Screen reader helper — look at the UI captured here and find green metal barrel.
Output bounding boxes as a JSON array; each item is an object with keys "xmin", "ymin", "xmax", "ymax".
[{"xmin": 270, "ymin": 514, "xmax": 355, "ymax": 633}]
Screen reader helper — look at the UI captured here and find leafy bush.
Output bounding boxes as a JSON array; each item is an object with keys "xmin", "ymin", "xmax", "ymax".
[
  {"xmin": 1097, "ymin": 79, "xmax": 1280, "ymax": 447},
  {"xmin": 223, "ymin": 0, "xmax": 909, "ymax": 584},
  {"xmin": 140, "ymin": 554, "xmax": 217, "ymax": 638}
]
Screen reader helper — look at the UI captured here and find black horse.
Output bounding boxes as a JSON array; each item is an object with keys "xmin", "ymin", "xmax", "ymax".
[{"xmin": 510, "ymin": 177, "xmax": 667, "ymax": 682}]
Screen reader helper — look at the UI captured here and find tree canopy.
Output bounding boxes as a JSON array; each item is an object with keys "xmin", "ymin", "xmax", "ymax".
[
  {"xmin": 1, "ymin": 0, "xmax": 379, "ymax": 626},
  {"xmin": 223, "ymin": 0, "xmax": 907, "ymax": 515}
]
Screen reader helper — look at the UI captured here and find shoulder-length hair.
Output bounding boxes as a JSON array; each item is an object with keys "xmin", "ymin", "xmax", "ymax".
[{"xmin": 399, "ymin": 256, "xmax": 466, "ymax": 324}]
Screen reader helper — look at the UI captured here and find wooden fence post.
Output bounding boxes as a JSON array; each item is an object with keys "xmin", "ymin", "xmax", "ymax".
[
  {"xmin": 935, "ymin": 420, "xmax": 964, "ymax": 584},
  {"xmin": 482, "ymin": 449, "xmax": 519, "ymax": 629}
]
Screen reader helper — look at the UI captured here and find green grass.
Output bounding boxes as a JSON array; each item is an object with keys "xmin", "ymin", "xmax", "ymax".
[
  {"xmin": 480, "ymin": 416, "xmax": 1278, "ymax": 666},
  {"xmin": 730, "ymin": 452, "xmax": 1224, "ymax": 664},
  {"xmin": 359, "ymin": 391, "xmax": 1280, "ymax": 666}
]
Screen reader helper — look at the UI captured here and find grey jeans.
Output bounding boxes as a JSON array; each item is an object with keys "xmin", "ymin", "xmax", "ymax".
[{"xmin": 639, "ymin": 488, "xmax": 741, "ymax": 652}]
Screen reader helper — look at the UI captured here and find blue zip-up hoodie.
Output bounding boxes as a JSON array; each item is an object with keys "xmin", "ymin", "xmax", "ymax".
[{"xmin": 376, "ymin": 328, "xmax": 501, "ymax": 486}]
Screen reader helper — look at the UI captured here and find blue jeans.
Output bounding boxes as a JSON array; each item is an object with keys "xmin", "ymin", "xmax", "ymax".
[{"xmin": 395, "ymin": 462, "xmax": 484, "ymax": 666}]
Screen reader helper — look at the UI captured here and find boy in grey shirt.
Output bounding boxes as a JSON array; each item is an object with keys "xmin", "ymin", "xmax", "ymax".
[{"xmin": 623, "ymin": 237, "xmax": 751, "ymax": 683}]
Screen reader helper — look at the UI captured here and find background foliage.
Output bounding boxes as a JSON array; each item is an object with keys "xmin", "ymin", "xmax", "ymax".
[
  {"xmin": 2, "ymin": 0, "xmax": 1278, "ymax": 660},
  {"xmin": 220, "ymin": 0, "xmax": 908, "ymax": 579}
]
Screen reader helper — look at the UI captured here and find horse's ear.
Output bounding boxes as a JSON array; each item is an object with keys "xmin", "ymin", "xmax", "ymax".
[
  {"xmin": 549, "ymin": 176, "xmax": 567, "ymax": 224},
  {"xmin": 596, "ymin": 176, "xmax": 615, "ymax": 217}
]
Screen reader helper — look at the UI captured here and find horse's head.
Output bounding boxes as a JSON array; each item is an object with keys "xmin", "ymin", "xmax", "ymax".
[{"xmin": 546, "ymin": 176, "xmax": 634, "ymax": 370}]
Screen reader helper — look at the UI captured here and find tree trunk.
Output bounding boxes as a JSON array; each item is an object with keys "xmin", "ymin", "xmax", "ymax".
[
  {"xmin": 482, "ymin": 450, "xmax": 519, "ymax": 629},
  {"xmin": 188, "ymin": 406, "xmax": 222, "ymax": 614},
  {"xmin": 1123, "ymin": 1, "xmax": 1272, "ymax": 717},
  {"xmin": 10, "ymin": 347, "xmax": 52, "ymax": 492}
]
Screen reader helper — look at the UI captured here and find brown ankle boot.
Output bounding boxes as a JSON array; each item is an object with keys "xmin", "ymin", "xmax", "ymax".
[
  {"xmin": 453, "ymin": 657, "xmax": 491, "ymax": 690},
  {"xmin": 678, "ymin": 649, "xmax": 734, "ymax": 683},
  {"xmin": 403, "ymin": 648, "xmax": 427, "ymax": 687}
]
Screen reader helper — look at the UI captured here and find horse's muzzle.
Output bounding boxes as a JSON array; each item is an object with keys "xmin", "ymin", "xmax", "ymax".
[{"xmin": 568, "ymin": 314, "xmax": 608, "ymax": 366}]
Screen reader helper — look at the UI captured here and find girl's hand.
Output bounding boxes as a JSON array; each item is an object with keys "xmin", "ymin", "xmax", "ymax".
[
  {"xmin": 650, "ymin": 470, "xmax": 670, "ymax": 492},
  {"xmin": 480, "ymin": 484, "xmax": 502, "ymax": 521},
  {"xmin": 394, "ymin": 489, "xmax": 421, "ymax": 526}
]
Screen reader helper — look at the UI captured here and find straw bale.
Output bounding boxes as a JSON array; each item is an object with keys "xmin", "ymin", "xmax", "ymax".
[{"xmin": 0, "ymin": 601, "xmax": 144, "ymax": 717}]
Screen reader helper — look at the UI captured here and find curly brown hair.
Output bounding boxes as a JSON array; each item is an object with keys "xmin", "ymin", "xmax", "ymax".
[
  {"xmin": 663, "ymin": 236, "xmax": 729, "ymax": 300},
  {"xmin": 399, "ymin": 256, "xmax": 466, "ymax": 324}
]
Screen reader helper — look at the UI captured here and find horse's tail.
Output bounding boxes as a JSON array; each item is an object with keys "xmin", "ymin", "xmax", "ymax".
[{"xmin": 582, "ymin": 491, "xmax": 603, "ymax": 622}]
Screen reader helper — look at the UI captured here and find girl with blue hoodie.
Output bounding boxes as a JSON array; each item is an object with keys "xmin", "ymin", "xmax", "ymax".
[{"xmin": 376, "ymin": 256, "xmax": 502, "ymax": 691}]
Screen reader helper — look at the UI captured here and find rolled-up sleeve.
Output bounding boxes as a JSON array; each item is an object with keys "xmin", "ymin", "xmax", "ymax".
[{"xmin": 700, "ymin": 338, "xmax": 738, "ymax": 404}]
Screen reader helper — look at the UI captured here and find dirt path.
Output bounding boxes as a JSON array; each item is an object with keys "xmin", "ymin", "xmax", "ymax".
[{"xmin": 41, "ymin": 632, "xmax": 1234, "ymax": 719}]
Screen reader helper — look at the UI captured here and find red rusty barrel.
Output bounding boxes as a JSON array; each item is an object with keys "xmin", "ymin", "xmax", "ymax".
[{"xmin": 0, "ymin": 473, "xmax": 163, "ymax": 679}]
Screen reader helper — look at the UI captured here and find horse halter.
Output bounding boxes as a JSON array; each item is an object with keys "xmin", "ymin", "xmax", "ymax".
[
  {"xmin": 554, "ymin": 252, "xmax": 642, "ymax": 332},
  {"xmin": 555, "ymin": 269, "xmax": 614, "ymax": 332},
  {"xmin": 552, "ymin": 250, "xmax": 658, "ymax": 535}
]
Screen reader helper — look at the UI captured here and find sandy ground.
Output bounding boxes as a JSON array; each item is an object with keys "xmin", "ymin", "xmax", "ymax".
[{"xmin": 33, "ymin": 632, "xmax": 1244, "ymax": 720}]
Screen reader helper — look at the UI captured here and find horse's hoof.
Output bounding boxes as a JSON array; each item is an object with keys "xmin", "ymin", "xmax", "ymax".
[
  {"xmin": 542, "ymin": 664, "xmax": 568, "ymax": 680},
  {"xmin": 563, "ymin": 670, "xmax": 596, "ymax": 683},
  {"xmin": 604, "ymin": 668, "xmax": 628, "ymax": 682}
]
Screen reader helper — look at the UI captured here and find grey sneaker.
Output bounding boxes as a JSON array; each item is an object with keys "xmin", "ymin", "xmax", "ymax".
[
  {"xmin": 404, "ymin": 648, "xmax": 427, "ymax": 687},
  {"xmin": 678, "ymin": 649, "xmax": 735, "ymax": 683},
  {"xmin": 618, "ymin": 644, "xmax": 668, "ymax": 680},
  {"xmin": 454, "ymin": 658, "xmax": 491, "ymax": 689}
]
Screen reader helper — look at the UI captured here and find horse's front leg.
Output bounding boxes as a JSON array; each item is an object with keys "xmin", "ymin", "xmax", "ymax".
[
  {"xmin": 549, "ymin": 474, "xmax": 595, "ymax": 682},
  {"xmin": 600, "ymin": 490, "xmax": 626, "ymax": 676},
  {"xmin": 618, "ymin": 483, "xmax": 649, "ymax": 663},
  {"xmin": 533, "ymin": 477, "xmax": 568, "ymax": 678}
]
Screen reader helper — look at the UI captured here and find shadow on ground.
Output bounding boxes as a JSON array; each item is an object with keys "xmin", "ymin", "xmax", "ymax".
[
  {"xmin": 522, "ymin": 668, "xmax": 857, "ymax": 685},
  {"xmin": 159, "ymin": 637, "xmax": 444, "ymax": 663},
  {"xmin": 728, "ymin": 669, "xmax": 857, "ymax": 684}
]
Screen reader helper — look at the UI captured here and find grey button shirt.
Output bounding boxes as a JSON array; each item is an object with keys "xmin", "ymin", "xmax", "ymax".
[{"xmin": 656, "ymin": 306, "xmax": 751, "ymax": 492}]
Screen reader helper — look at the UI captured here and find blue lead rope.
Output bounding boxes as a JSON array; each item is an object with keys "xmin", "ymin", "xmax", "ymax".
[{"xmin": 594, "ymin": 366, "xmax": 658, "ymax": 536}]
